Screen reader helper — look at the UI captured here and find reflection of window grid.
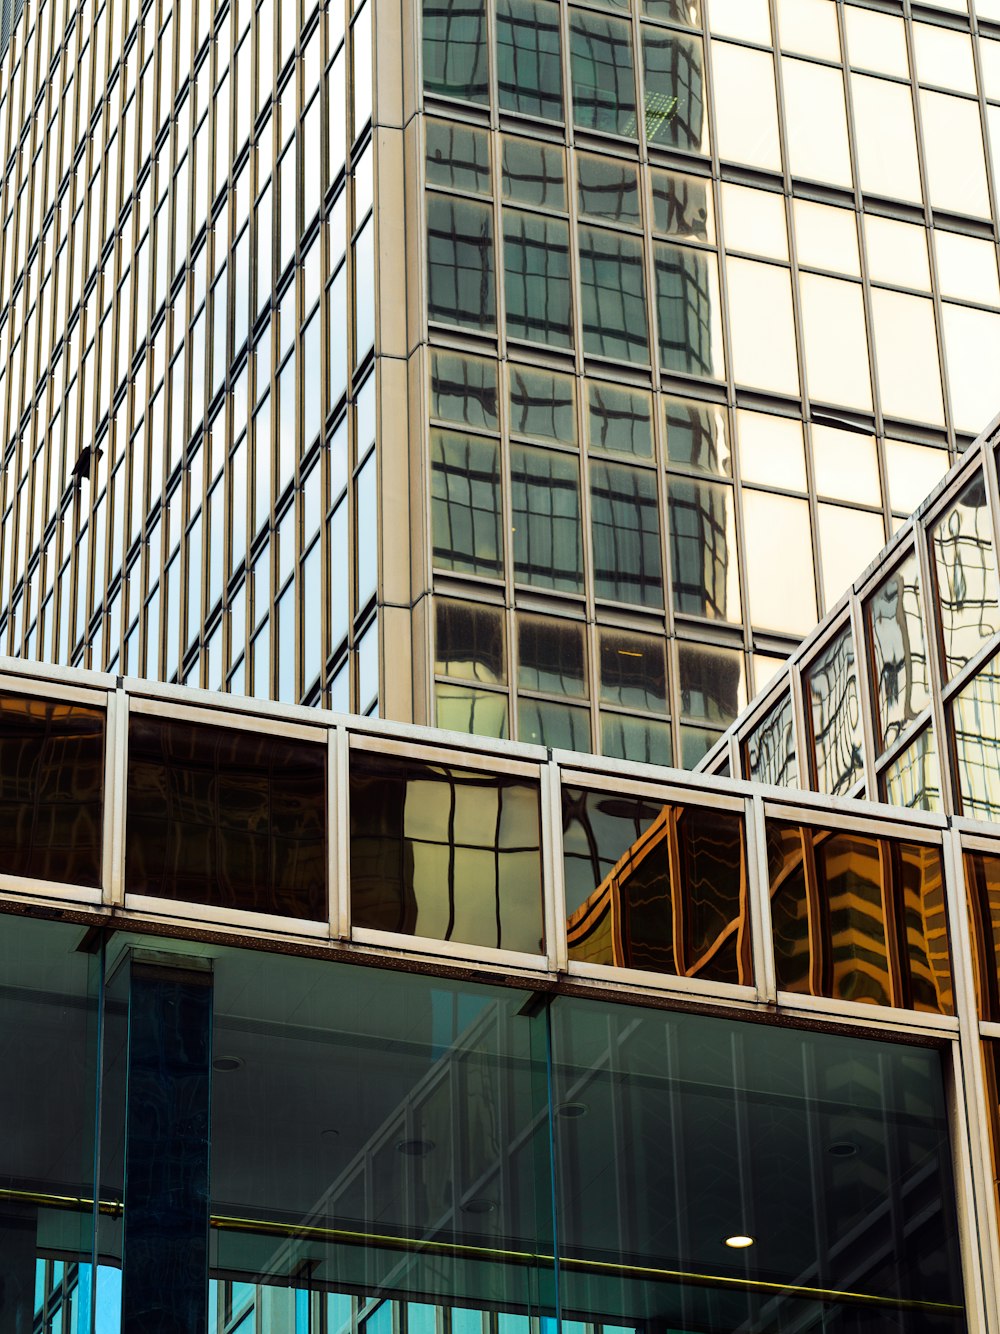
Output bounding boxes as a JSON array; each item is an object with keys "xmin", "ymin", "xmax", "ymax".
[
  {"xmin": 953, "ymin": 662, "xmax": 1000, "ymax": 820},
  {"xmin": 641, "ymin": 29, "xmax": 705, "ymax": 150},
  {"xmin": 423, "ymin": 0, "xmax": 490, "ymax": 100},
  {"xmin": 578, "ymin": 226, "xmax": 649, "ymax": 362},
  {"xmin": 655, "ymin": 243, "xmax": 716, "ymax": 377},
  {"xmin": 511, "ymin": 446, "xmax": 583, "ymax": 590},
  {"xmin": 431, "ymin": 433, "xmax": 503, "ymax": 576},
  {"xmin": 746, "ymin": 694, "xmax": 797, "ymax": 788},
  {"xmin": 569, "ymin": 11, "xmax": 636, "ymax": 135},
  {"xmin": 807, "ymin": 627, "xmax": 863, "ymax": 796},
  {"xmin": 867, "ymin": 558, "xmax": 931, "ymax": 751},
  {"xmin": 496, "ymin": 0, "xmax": 563, "ymax": 119},
  {"xmin": 667, "ymin": 477, "xmax": 733, "ymax": 620},
  {"xmin": 428, "ymin": 195, "xmax": 496, "ymax": 329},
  {"xmin": 502, "ymin": 211, "xmax": 573, "ymax": 345},
  {"xmin": 931, "ymin": 480, "xmax": 1000, "ymax": 678},
  {"xmin": 590, "ymin": 462, "xmax": 662, "ymax": 606}
]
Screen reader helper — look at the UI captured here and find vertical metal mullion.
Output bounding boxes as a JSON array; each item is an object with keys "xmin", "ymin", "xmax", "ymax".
[
  {"xmin": 747, "ymin": 793, "xmax": 777, "ymax": 1004},
  {"xmin": 942, "ymin": 826, "xmax": 998, "ymax": 1333},
  {"xmin": 787, "ymin": 658, "xmax": 809, "ymax": 790},
  {"xmin": 543, "ymin": 757, "xmax": 567, "ymax": 974},
  {"xmin": 849, "ymin": 587, "xmax": 880, "ymax": 799},
  {"xmin": 108, "ymin": 684, "xmax": 128, "ymax": 906},
  {"xmin": 915, "ymin": 502, "xmax": 958, "ymax": 814}
]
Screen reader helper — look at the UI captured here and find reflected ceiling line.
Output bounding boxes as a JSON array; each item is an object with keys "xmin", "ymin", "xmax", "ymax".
[{"xmin": 0, "ymin": 1189, "xmax": 963, "ymax": 1314}]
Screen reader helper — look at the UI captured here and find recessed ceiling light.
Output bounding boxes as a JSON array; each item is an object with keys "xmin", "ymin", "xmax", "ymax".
[
  {"xmin": 724, "ymin": 1235, "xmax": 754, "ymax": 1249},
  {"xmin": 320, "ymin": 1128, "xmax": 340, "ymax": 1142},
  {"xmin": 555, "ymin": 1101, "xmax": 588, "ymax": 1119},
  {"xmin": 396, "ymin": 1138, "xmax": 436, "ymax": 1157},
  {"xmin": 461, "ymin": 1198, "xmax": 497, "ymax": 1215},
  {"xmin": 212, "ymin": 1056, "xmax": 244, "ymax": 1073},
  {"xmin": 828, "ymin": 1140, "xmax": 859, "ymax": 1158}
]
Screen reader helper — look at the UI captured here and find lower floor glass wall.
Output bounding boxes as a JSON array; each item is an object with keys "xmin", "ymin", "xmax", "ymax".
[{"xmin": 0, "ymin": 911, "xmax": 968, "ymax": 1333}]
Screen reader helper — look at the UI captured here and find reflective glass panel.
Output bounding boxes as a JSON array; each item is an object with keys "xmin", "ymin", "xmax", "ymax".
[
  {"xmin": 518, "ymin": 698, "xmax": 591, "ymax": 750},
  {"xmin": 721, "ymin": 182, "xmax": 787, "ymax": 260},
  {"xmin": 781, "ymin": 57, "xmax": 852, "ymax": 188},
  {"xmin": 931, "ymin": 473, "xmax": 1000, "ymax": 678},
  {"xmin": 812, "ymin": 426, "xmax": 879, "ymax": 506},
  {"xmin": 806, "ymin": 625, "xmax": 864, "ymax": 795},
  {"xmin": 870, "ymin": 288, "xmax": 945, "ymax": 425},
  {"xmin": 588, "ymin": 380, "xmax": 653, "ymax": 458},
  {"xmin": 651, "ymin": 168, "xmax": 715, "ymax": 243},
  {"xmin": 914, "ymin": 22, "xmax": 976, "ymax": 93},
  {"xmin": 640, "ymin": 28, "xmax": 708, "ymax": 152},
  {"xmin": 125, "ymin": 714, "xmax": 326, "ymax": 919},
  {"xmin": 776, "ymin": 0, "xmax": 839, "ymax": 60},
  {"xmin": 886, "ymin": 439, "xmax": 948, "ymax": 516},
  {"xmin": 850, "ymin": 74, "xmax": 922, "ymax": 203},
  {"xmin": 767, "ymin": 821, "xmax": 953, "ymax": 1013},
  {"xmin": 509, "ymin": 364, "xmax": 576, "ymax": 443},
  {"xmin": 743, "ymin": 490, "xmax": 816, "ymax": 634},
  {"xmin": 744, "ymin": 692, "xmax": 797, "ymax": 787},
  {"xmin": 578, "ymin": 225, "xmax": 649, "ymax": 363},
  {"xmin": 551, "ymin": 994, "xmax": 965, "ymax": 1329},
  {"xmin": 664, "ymin": 394, "xmax": 730, "ymax": 474},
  {"xmin": 935, "ymin": 229, "xmax": 1000, "ymax": 305},
  {"xmin": 518, "ymin": 615, "xmax": 586, "ymax": 696},
  {"xmin": 668, "ymin": 475, "xmax": 740, "ymax": 621},
  {"xmin": 679, "ymin": 640, "xmax": 746, "ymax": 733},
  {"xmin": 844, "ymin": 7, "xmax": 909, "ymax": 77},
  {"xmin": 427, "ymin": 195, "xmax": 496, "ymax": 331},
  {"xmin": 818, "ymin": 503, "xmax": 885, "ymax": 613},
  {"xmin": 965, "ymin": 849, "xmax": 1000, "ymax": 1020},
  {"xmin": 562, "ymin": 786, "xmax": 750, "ymax": 980},
  {"xmin": 591, "ymin": 461, "xmax": 663, "ymax": 606},
  {"xmin": 725, "ymin": 258, "xmax": 798, "ymax": 394},
  {"xmin": 599, "ymin": 627, "xmax": 667, "ymax": 710},
  {"xmin": 643, "ymin": 0, "xmax": 700, "ymax": 20},
  {"xmin": 654, "ymin": 242, "xmax": 724, "ymax": 378},
  {"xmin": 711, "ymin": 42, "xmax": 781, "ymax": 171},
  {"xmin": 577, "ymin": 153, "xmax": 640, "ymax": 226},
  {"xmin": 569, "ymin": 11, "xmax": 637, "ymax": 138},
  {"xmin": 426, "ymin": 120, "xmax": 491, "ymax": 193},
  {"xmin": 350, "ymin": 748, "xmax": 543, "ymax": 951},
  {"xmin": 436, "ymin": 683, "xmax": 510, "ymax": 737},
  {"xmin": 881, "ymin": 724, "xmax": 942, "ymax": 813},
  {"xmin": 436, "ymin": 599, "xmax": 506, "ymax": 684},
  {"xmin": 430, "ymin": 350, "xmax": 498, "ymax": 429},
  {"xmin": 919, "ymin": 89, "xmax": 990, "ymax": 217},
  {"xmin": 864, "ymin": 214, "xmax": 930, "ymax": 290},
  {"xmin": 799, "ymin": 273, "xmax": 872, "ymax": 410},
  {"xmin": 497, "ymin": 0, "xmax": 563, "ymax": 119},
  {"xmin": 502, "ymin": 136, "xmax": 567, "ymax": 209},
  {"xmin": 503, "ymin": 211, "xmax": 573, "ymax": 347},
  {"xmin": 866, "ymin": 551, "xmax": 931, "ymax": 752},
  {"xmin": 738, "ymin": 410, "xmax": 805, "ymax": 490},
  {"xmin": 793, "ymin": 199, "xmax": 859, "ymax": 276},
  {"xmin": 600, "ymin": 711, "xmax": 672, "ymax": 765},
  {"xmin": 511, "ymin": 444, "xmax": 584, "ymax": 592},
  {"xmin": 941, "ymin": 303, "xmax": 1000, "ymax": 435},
  {"xmin": 423, "ymin": 0, "xmax": 489, "ymax": 101},
  {"xmin": 0, "ymin": 693, "xmax": 104, "ymax": 887},
  {"xmin": 953, "ymin": 649, "xmax": 1000, "ymax": 820},
  {"xmin": 431, "ymin": 430, "xmax": 503, "ymax": 577},
  {"xmin": 707, "ymin": 0, "xmax": 769, "ymax": 43}
]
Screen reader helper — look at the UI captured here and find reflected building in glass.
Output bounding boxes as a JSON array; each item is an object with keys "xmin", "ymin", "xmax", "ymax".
[{"xmin": 6, "ymin": 0, "xmax": 1000, "ymax": 764}]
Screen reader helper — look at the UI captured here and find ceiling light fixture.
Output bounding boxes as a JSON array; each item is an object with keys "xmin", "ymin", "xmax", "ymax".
[
  {"xmin": 828, "ymin": 1140, "xmax": 859, "ymax": 1158},
  {"xmin": 555, "ymin": 1101, "xmax": 588, "ymax": 1119},
  {"xmin": 396, "ymin": 1138, "xmax": 436, "ymax": 1157},
  {"xmin": 724, "ymin": 1235, "xmax": 754, "ymax": 1249},
  {"xmin": 212, "ymin": 1056, "xmax": 244, "ymax": 1073}
]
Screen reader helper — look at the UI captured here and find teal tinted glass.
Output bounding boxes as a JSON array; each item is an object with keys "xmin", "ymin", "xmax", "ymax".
[
  {"xmin": 425, "ymin": 120, "xmax": 491, "ymax": 193},
  {"xmin": 654, "ymin": 241, "xmax": 723, "ymax": 377},
  {"xmin": 423, "ymin": 0, "xmax": 489, "ymax": 101},
  {"xmin": 641, "ymin": 27, "xmax": 708, "ymax": 151},
  {"xmin": 431, "ymin": 430, "xmax": 503, "ymax": 576},
  {"xmin": 578, "ymin": 225, "xmax": 649, "ymax": 363},
  {"xmin": 427, "ymin": 195, "xmax": 496, "ymax": 332},
  {"xmin": 503, "ymin": 211, "xmax": 573, "ymax": 346},
  {"xmin": 511, "ymin": 443, "xmax": 584, "ymax": 592},
  {"xmin": 588, "ymin": 380, "xmax": 653, "ymax": 457},
  {"xmin": 497, "ymin": 0, "xmax": 563, "ymax": 119},
  {"xmin": 502, "ymin": 136, "xmax": 567, "ymax": 209},
  {"xmin": 590, "ymin": 461, "xmax": 663, "ymax": 606},
  {"xmin": 570, "ymin": 10, "xmax": 638, "ymax": 137}
]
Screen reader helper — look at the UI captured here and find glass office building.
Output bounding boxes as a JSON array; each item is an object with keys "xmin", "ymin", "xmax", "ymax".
[{"xmin": 4, "ymin": 0, "xmax": 1000, "ymax": 763}]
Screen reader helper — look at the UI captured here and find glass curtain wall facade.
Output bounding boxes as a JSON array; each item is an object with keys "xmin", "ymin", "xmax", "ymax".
[{"xmin": 416, "ymin": 0, "xmax": 1000, "ymax": 764}]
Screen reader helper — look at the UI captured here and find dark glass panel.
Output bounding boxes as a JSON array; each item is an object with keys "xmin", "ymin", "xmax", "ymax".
[
  {"xmin": 496, "ymin": 0, "xmax": 563, "ymax": 120},
  {"xmin": 509, "ymin": 364, "xmax": 576, "ymax": 442},
  {"xmin": 667, "ymin": 475, "xmax": 740, "ymax": 619},
  {"xmin": 503, "ymin": 211, "xmax": 573, "ymax": 347},
  {"xmin": 654, "ymin": 240, "xmax": 723, "ymax": 377},
  {"xmin": 436, "ymin": 599, "xmax": 506, "ymax": 684},
  {"xmin": 569, "ymin": 10, "xmax": 637, "ymax": 138},
  {"xmin": 577, "ymin": 153, "xmax": 640, "ymax": 225},
  {"xmin": 430, "ymin": 350, "xmax": 498, "ymax": 430},
  {"xmin": 431, "ymin": 430, "xmax": 503, "ymax": 576},
  {"xmin": 209, "ymin": 950, "xmax": 554, "ymax": 1316},
  {"xmin": 562, "ymin": 786, "xmax": 750, "ymax": 981},
  {"xmin": 518, "ymin": 616, "xmax": 587, "ymax": 697},
  {"xmin": 0, "ymin": 692, "xmax": 104, "ymax": 887},
  {"xmin": 350, "ymin": 749, "xmax": 544, "ymax": 952},
  {"xmin": 422, "ymin": 0, "xmax": 489, "ymax": 102},
  {"xmin": 511, "ymin": 444, "xmax": 584, "ymax": 592},
  {"xmin": 651, "ymin": 167, "xmax": 714, "ymax": 242},
  {"xmin": 806, "ymin": 625, "xmax": 864, "ymax": 795},
  {"xmin": 767, "ymin": 821, "xmax": 953, "ymax": 1014},
  {"xmin": 598, "ymin": 628, "xmax": 667, "ymax": 711},
  {"xmin": 425, "ymin": 120, "xmax": 491, "ymax": 194},
  {"xmin": 427, "ymin": 195, "xmax": 496, "ymax": 332},
  {"xmin": 518, "ymin": 698, "xmax": 591, "ymax": 750},
  {"xmin": 590, "ymin": 461, "xmax": 663, "ymax": 606},
  {"xmin": 578, "ymin": 225, "xmax": 649, "ymax": 363},
  {"xmin": 600, "ymin": 711, "xmax": 672, "ymax": 764},
  {"xmin": 551, "ymin": 996, "xmax": 966, "ymax": 1330},
  {"xmin": 587, "ymin": 380, "xmax": 653, "ymax": 457},
  {"xmin": 965, "ymin": 850, "xmax": 1000, "ymax": 1020},
  {"xmin": 125, "ymin": 714, "xmax": 327, "ymax": 919},
  {"xmin": 641, "ymin": 28, "xmax": 708, "ymax": 151},
  {"xmin": 502, "ymin": 136, "xmax": 567, "ymax": 209},
  {"xmin": 931, "ymin": 471, "xmax": 1000, "ymax": 679},
  {"xmin": 663, "ymin": 393, "xmax": 730, "ymax": 473},
  {"xmin": 744, "ymin": 692, "xmax": 797, "ymax": 787}
]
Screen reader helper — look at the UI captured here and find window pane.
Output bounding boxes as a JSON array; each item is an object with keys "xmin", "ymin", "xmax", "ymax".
[
  {"xmin": 427, "ymin": 195, "xmax": 496, "ymax": 332},
  {"xmin": 600, "ymin": 711, "xmax": 672, "ymax": 765},
  {"xmin": 914, "ymin": 22, "xmax": 977, "ymax": 93},
  {"xmin": 781, "ymin": 57, "xmax": 852, "ymax": 187},
  {"xmin": 350, "ymin": 749, "xmax": 543, "ymax": 952},
  {"xmin": 885, "ymin": 439, "xmax": 948, "ymax": 516},
  {"xmin": 591, "ymin": 461, "xmax": 663, "ymax": 606},
  {"xmin": 578, "ymin": 225, "xmax": 649, "ymax": 363},
  {"xmin": 931, "ymin": 473, "xmax": 1000, "ymax": 679},
  {"xmin": 599, "ymin": 627, "xmax": 667, "ymax": 710},
  {"xmin": 794, "ymin": 198, "xmax": 859, "ymax": 275},
  {"xmin": 743, "ymin": 490, "xmax": 816, "ymax": 634},
  {"xmin": 511, "ymin": 444, "xmax": 584, "ymax": 592},
  {"xmin": 667, "ymin": 475, "xmax": 740, "ymax": 621},
  {"xmin": 502, "ymin": 136, "xmax": 567, "ymax": 209},
  {"xmin": 711, "ymin": 42, "xmax": 780, "ymax": 171},
  {"xmin": 799, "ymin": 273, "xmax": 872, "ymax": 410},
  {"xmin": 806, "ymin": 625, "xmax": 864, "ymax": 795},
  {"xmin": 431, "ymin": 429, "xmax": 503, "ymax": 576},
  {"xmin": 818, "ymin": 503, "xmax": 885, "ymax": 612},
  {"xmin": 721, "ymin": 182, "xmax": 787, "ymax": 260},
  {"xmin": 497, "ymin": 0, "xmax": 563, "ymax": 120},
  {"xmin": 935, "ymin": 229, "xmax": 1000, "ymax": 305},
  {"xmin": 423, "ymin": 0, "xmax": 488, "ymax": 101},
  {"xmin": 518, "ymin": 697, "xmax": 591, "ymax": 750},
  {"xmin": 588, "ymin": 380, "xmax": 653, "ymax": 458},
  {"xmin": 845, "ymin": 6, "xmax": 909, "ymax": 77},
  {"xmin": 654, "ymin": 242, "xmax": 724, "ymax": 378},
  {"xmin": 870, "ymin": 288, "xmax": 944, "ymax": 426},
  {"xmin": 430, "ymin": 350, "xmax": 499, "ymax": 429},
  {"xmin": 126, "ymin": 714, "xmax": 326, "ymax": 918},
  {"xmin": 866, "ymin": 552, "xmax": 931, "ymax": 751},
  {"xmin": 745, "ymin": 693, "xmax": 797, "ymax": 787},
  {"xmin": 812, "ymin": 426, "xmax": 880, "ymax": 506},
  {"xmin": 767, "ymin": 820, "xmax": 953, "ymax": 1013},
  {"xmin": 738, "ymin": 410, "xmax": 805, "ymax": 490},
  {"xmin": 966, "ymin": 850, "xmax": 1000, "ymax": 1020},
  {"xmin": 436, "ymin": 599, "xmax": 506, "ymax": 683},
  {"xmin": 503, "ymin": 210, "xmax": 573, "ymax": 347},
  {"xmin": 640, "ymin": 28, "xmax": 708, "ymax": 153},
  {"xmin": 651, "ymin": 168, "xmax": 715, "ymax": 243},
  {"xmin": 679, "ymin": 640, "xmax": 746, "ymax": 732},
  {"xmin": 0, "ymin": 693, "xmax": 104, "ymax": 887},
  {"xmin": 865, "ymin": 214, "xmax": 930, "ymax": 290},
  {"xmin": 920, "ymin": 88, "xmax": 990, "ymax": 217},
  {"xmin": 942, "ymin": 303, "xmax": 1000, "ymax": 434},
  {"xmin": 425, "ymin": 120, "xmax": 491, "ymax": 194},
  {"xmin": 577, "ymin": 153, "xmax": 640, "ymax": 226},
  {"xmin": 725, "ymin": 258, "xmax": 798, "ymax": 394},
  {"xmin": 776, "ymin": 0, "xmax": 839, "ymax": 60},
  {"xmin": 518, "ymin": 615, "xmax": 586, "ymax": 696},
  {"xmin": 509, "ymin": 364, "xmax": 577, "ymax": 442},
  {"xmin": 569, "ymin": 10, "xmax": 637, "ymax": 138},
  {"xmin": 436, "ymin": 683, "xmax": 509, "ymax": 737},
  {"xmin": 850, "ymin": 74, "xmax": 922, "ymax": 203},
  {"xmin": 664, "ymin": 394, "xmax": 730, "ymax": 474},
  {"xmin": 882, "ymin": 724, "xmax": 942, "ymax": 813}
]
